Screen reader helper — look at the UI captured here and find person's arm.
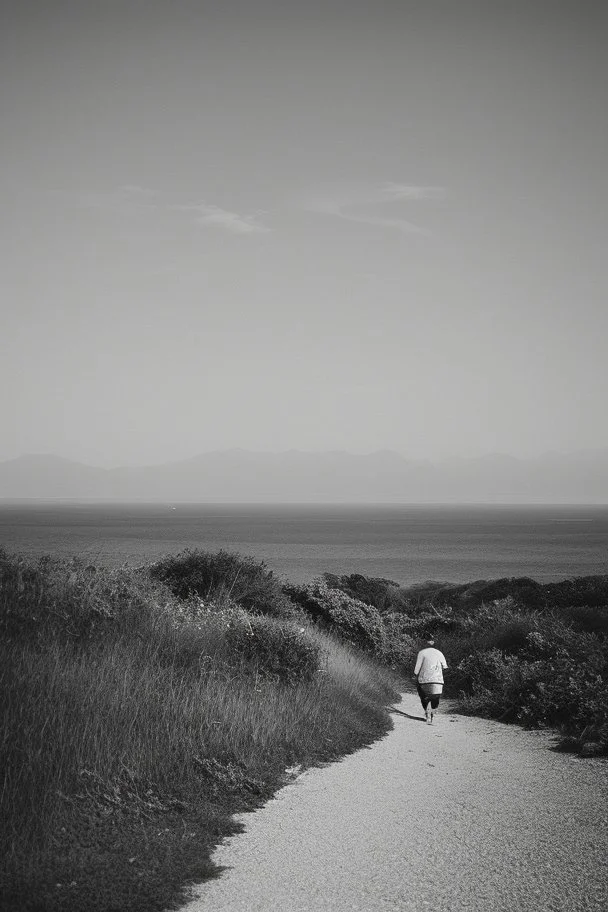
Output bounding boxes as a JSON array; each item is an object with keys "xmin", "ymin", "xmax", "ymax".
[{"xmin": 413, "ymin": 653, "xmax": 422, "ymax": 676}]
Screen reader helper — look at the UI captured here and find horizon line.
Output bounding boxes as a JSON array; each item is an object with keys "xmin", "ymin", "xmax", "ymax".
[
  {"xmin": 2, "ymin": 498, "xmax": 607, "ymax": 508},
  {"xmin": 2, "ymin": 445, "xmax": 608, "ymax": 471}
]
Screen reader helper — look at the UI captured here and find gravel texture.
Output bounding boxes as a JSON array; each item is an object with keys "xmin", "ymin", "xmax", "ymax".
[{"xmin": 181, "ymin": 693, "xmax": 608, "ymax": 912}]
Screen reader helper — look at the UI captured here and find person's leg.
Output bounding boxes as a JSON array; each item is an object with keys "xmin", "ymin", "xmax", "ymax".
[
  {"xmin": 417, "ymin": 684, "xmax": 430, "ymax": 711},
  {"xmin": 417, "ymin": 684, "xmax": 432, "ymax": 722},
  {"xmin": 429, "ymin": 695, "xmax": 440, "ymax": 723}
]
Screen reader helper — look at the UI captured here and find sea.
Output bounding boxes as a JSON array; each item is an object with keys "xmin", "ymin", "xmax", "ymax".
[{"xmin": 0, "ymin": 503, "xmax": 607, "ymax": 586}]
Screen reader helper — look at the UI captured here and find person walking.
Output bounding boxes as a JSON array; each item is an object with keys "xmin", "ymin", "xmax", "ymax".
[{"xmin": 414, "ymin": 638, "xmax": 448, "ymax": 724}]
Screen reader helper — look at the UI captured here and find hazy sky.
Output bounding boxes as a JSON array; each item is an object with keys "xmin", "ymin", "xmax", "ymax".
[{"xmin": 1, "ymin": 0, "xmax": 607, "ymax": 466}]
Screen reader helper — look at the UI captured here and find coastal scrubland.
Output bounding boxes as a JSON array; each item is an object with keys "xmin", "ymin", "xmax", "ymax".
[
  {"xmin": 151, "ymin": 557, "xmax": 608, "ymax": 756},
  {"xmin": 321, "ymin": 570, "xmax": 608, "ymax": 752},
  {"xmin": 0, "ymin": 549, "xmax": 397, "ymax": 912},
  {"xmin": 1, "ymin": 547, "xmax": 607, "ymax": 912}
]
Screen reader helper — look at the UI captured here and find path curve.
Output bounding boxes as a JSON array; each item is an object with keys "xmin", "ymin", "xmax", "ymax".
[{"xmin": 182, "ymin": 693, "xmax": 608, "ymax": 912}]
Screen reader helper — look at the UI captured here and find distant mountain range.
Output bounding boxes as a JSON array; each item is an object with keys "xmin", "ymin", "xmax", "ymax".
[{"xmin": 0, "ymin": 449, "xmax": 607, "ymax": 503}]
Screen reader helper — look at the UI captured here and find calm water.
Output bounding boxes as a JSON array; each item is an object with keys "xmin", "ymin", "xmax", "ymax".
[{"xmin": 1, "ymin": 503, "xmax": 607, "ymax": 586}]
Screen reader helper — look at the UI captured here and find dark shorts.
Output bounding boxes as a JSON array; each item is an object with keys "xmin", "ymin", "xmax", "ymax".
[{"xmin": 417, "ymin": 683, "xmax": 443, "ymax": 709}]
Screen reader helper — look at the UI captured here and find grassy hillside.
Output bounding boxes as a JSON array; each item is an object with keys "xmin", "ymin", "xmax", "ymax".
[{"xmin": 0, "ymin": 549, "xmax": 398, "ymax": 912}]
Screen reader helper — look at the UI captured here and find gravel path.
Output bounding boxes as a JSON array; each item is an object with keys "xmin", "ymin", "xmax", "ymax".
[{"xmin": 182, "ymin": 693, "xmax": 608, "ymax": 912}]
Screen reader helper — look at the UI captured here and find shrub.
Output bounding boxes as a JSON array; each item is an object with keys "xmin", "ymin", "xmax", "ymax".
[
  {"xmin": 0, "ymin": 550, "xmax": 172, "ymax": 643},
  {"xmin": 225, "ymin": 614, "xmax": 323, "ymax": 683},
  {"xmin": 149, "ymin": 549, "xmax": 295, "ymax": 618},
  {"xmin": 376, "ymin": 612, "xmax": 418, "ymax": 668},
  {"xmin": 456, "ymin": 624, "xmax": 608, "ymax": 753},
  {"xmin": 477, "ymin": 606, "xmax": 538, "ymax": 655},
  {"xmin": 457, "ymin": 648, "xmax": 544, "ymax": 722},
  {"xmin": 541, "ymin": 575, "xmax": 608, "ymax": 611},
  {"xmin": 560, "ymin": 604, "xmax": 608, "ymax": 637},
  {"xmin": 284, "ymin": 580, "xmax": 385, "ymax": 653},
  {"xmin": 398, "ymin": 575, "xmax": 608, "ymax": 615},
  {"xmin": 323, "ymin": 573, "xmax": 406, "ymax": 613}
]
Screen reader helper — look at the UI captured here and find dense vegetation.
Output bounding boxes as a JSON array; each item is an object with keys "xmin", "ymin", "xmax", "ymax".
[
  {"xmin": 322, "ymin": 571, "xmax": 608, "ymax": 755},
  {"xmin": 0, "ymin": 549, "xmax": 398, "ymax": 912},
  {"xmin": 2, "ymin": 547, "xmax": 607, "ymax": 912}
]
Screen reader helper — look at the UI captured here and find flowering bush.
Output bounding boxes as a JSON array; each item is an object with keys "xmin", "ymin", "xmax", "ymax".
[
  {"xmin": 323, "ymin": 573, "xmax": 407, "ymax": 613},
  {"xmin": 284, "ymin": 580, "xmax": 385, "ymax": 653},
  {"xmin": 370, "ymin": 612, "xmax": 416, "ymax": 667},
  {"xmin": 225, "ymin": 614, "xmax": 323, "ymax": 683}
]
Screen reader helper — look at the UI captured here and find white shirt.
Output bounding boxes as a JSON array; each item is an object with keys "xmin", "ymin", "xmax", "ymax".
[{"xmin": 414, "ymin": 647, "xmax": 448, "ymax": 684}]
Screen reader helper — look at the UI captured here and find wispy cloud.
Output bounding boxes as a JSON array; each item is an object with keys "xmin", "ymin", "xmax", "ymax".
[
  {"xmin": 81, "ymin": 183, "xmax": 444, "ymax": 237},
  {"xmin": 303, "ymin": 181, "xmax": 445, "ymax": 236},
  {"xmin": 314, "ymin": 201, "xmax": 430, "ymax": 236},
  {"xmin": 175, "ymin": 203, "xmax": 271, "ymax": 235},
  {"xmin": 76, "ymin": 187, "xmax": 270, "ymax": 236}
]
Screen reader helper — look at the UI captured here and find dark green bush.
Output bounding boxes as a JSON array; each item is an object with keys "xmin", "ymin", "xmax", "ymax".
[
  {"xmin": 456, "ymin": 620, "xmax": 608, "ymax": 752},
  {"xmin": 225, "ymin": 614, "xmax": 322, "ymax": 683},
  {"xmin": 323, "ymin": 573, "xmax": 407, "ymax": 613},
  {"xmin": 284, "ymin": 580, "xmax": 385, "ymax": 653},
  {"xmin": 456, "ymin": 648, "xmax": 540, "ymax": 721},
  {"xmin": 542, "ymin": 576, "xmax": 608, "ymax": 610},
  {"xmin": 149, "ymin": 549, "xmax": 295, "ymax": 618},
  {"xmin": 560, "ymin": 604, "xmax": 608, "ymax": 637},
  {"xmin": 478, "ymin": 614, "xmax": 538, "ymax": 655},
  {"xmin": 375, "ymin": 612, "xmax": 418, "ymax": 667},
  {"xmin": 398, "ymin": 575, "xmax": 608, "ymax": 615}
]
